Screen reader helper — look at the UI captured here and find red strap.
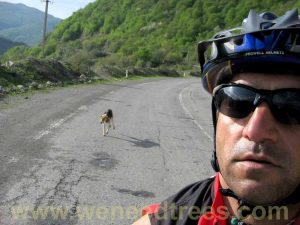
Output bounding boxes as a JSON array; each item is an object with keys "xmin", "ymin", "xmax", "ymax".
[
  {"xmin": 141, "ymin": 204, "xmax": 160, "ymax": 216},
  {"xmin": 198, "ymin": 173, "xmax": 226, "ymax": 225}
]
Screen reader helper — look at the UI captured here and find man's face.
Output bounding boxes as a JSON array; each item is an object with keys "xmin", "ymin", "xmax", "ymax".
[{"xmin": 216, "ymin": 73, "xmax": 300, "ymax": 204}]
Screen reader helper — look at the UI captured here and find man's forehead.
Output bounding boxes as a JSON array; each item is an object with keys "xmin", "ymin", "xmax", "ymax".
[{"xmin": 231, "ymin": 73, "xmax": 300, "ymax": 90}]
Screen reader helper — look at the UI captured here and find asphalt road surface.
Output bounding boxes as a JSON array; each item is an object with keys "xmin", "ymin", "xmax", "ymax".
[{"xmin": 0, "ymin": 77, "xmax": 214, "ymax": 225}]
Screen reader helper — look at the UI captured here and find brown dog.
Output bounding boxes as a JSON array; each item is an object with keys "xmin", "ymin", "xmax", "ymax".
[{"xmin": 100, "ymin": 109, "xmax": 115, "ymax": 136}]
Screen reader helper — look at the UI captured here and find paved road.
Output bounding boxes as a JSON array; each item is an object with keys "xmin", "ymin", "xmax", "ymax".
[{"xmin": 0, "ymin": 77, "xmax": 214, "ymax": 225}]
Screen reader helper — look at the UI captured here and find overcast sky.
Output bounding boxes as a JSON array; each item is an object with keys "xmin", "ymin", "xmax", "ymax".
[{"xmin": 1, "ymin": 0, "xmax": 96, "ymax": 19}]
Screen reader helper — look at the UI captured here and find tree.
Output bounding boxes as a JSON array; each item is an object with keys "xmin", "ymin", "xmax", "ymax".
[{"xmin": 67, "ymin": 50, "xmax": 92, "ymax": 74}]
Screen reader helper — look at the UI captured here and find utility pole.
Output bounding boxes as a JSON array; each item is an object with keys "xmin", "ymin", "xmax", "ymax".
[{"xmin": 42, "ymin": 0, "xmax": 52, "ymax": 56}]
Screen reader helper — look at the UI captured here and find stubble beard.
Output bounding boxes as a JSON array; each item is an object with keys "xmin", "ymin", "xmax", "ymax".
[{"xmin": 220, "ymin": 141, "xmax": 297, "ymax": 205}]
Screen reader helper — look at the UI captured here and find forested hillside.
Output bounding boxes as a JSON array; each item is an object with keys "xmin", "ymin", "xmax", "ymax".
[
  {"xmin": 2, "ymin": 0, "xmax": 300, "ymax": 75},
  {"xmin": 0, "ymin": 1, "xmax": 61, "ymax": 46},
  {"xmin": 0, "ymin": 37, "xmax": 26, "ymax": 55}
]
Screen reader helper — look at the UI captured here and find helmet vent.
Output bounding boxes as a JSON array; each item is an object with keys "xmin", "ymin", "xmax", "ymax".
[
  {"xmin": 261, "ymin": 22, "xmax": 275, "ymax": 30},
  {"xmin": 260, "ymin": 12, "xmax": 277, "ymax": 20},
  {"xmin": 233, "ymin": 37, "xmax": 243, "ymax": 46}
]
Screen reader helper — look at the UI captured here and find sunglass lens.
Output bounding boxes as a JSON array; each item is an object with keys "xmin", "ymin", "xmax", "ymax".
[
  {"xmin": 272, "ymin": 92, "xmax": 300, "ymax": 125},
  {"xmin": 214, "ymin": 86, "xmax": 255, "ymax": 118}
]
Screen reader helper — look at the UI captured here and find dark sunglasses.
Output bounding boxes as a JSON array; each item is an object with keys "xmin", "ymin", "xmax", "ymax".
[{"xmin": 213, "ymin": 83, "xmax": 300, "ymax": 125}]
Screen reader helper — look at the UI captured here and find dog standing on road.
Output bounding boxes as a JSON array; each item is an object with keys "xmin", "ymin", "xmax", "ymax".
[{"xmin": 100, "ymin": 109, "xmax": 115, "ymax": 136}]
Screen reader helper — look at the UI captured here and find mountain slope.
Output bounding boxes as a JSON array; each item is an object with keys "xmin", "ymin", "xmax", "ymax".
[
  {"xmin": 0, "ymin": 36, "xmax": 26, "ymax": 55},
  {"xmin": 3, "ymin": 0, "xmax": 300, "ymax": 71},
  {"xmin": 0, "ymin": 1, "xmax": 61, "ymax": 46}
]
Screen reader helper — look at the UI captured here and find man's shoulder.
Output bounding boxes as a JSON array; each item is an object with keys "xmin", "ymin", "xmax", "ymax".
[
  {"xmin": 162, "ymin": 176, "xmax": 215, "ymax": 208},
  {"xmin": 147, "ymin": 176, "xmax": 215, "ymax": 224},
  {"xmin": 133, "ymin": 176, "xmax": 216, "ymax": 225}
]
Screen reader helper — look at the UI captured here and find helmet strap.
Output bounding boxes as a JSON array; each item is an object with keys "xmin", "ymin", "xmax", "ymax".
[
  {"xmin": 211, "ymin": 99, "xmax": 220, "ymax": 171},
  {"xmin": 220, "ymin": 185, "xmax": 300, "ymax": 220}
]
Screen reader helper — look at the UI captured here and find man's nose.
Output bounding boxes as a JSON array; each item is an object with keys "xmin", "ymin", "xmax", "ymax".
[{"xmin": 242, "ymin": 102, "xmax": 278, "ymax": 143}]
